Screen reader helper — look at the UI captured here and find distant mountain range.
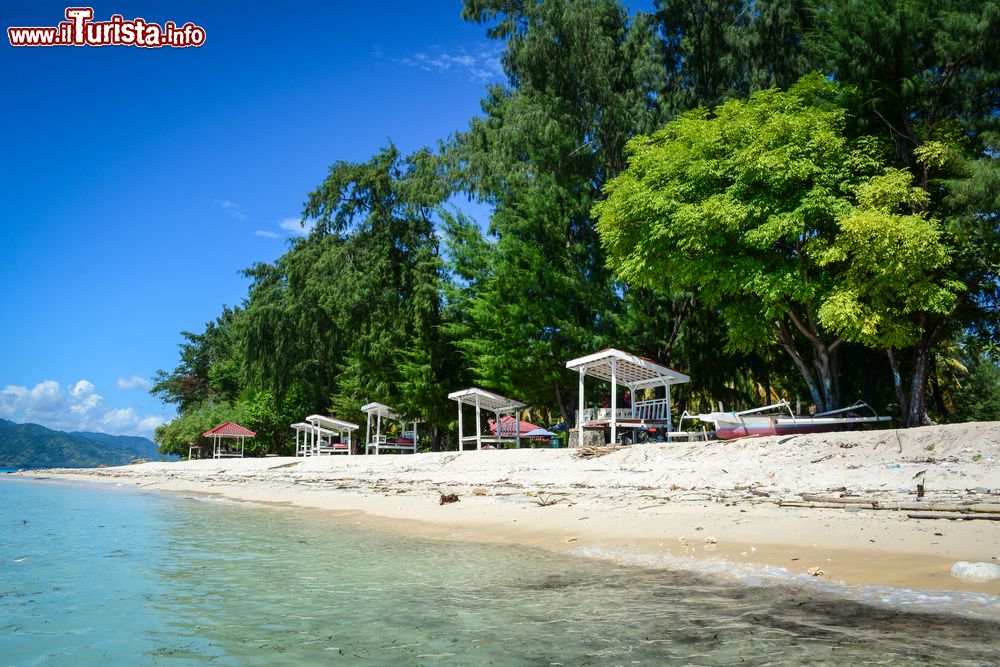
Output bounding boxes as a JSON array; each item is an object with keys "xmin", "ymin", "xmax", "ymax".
[{"xmin": 0, "ymin": 419, "xmax": 168, "ymax": 468}]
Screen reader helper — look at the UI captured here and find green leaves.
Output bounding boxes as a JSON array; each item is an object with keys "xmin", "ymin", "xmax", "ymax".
[
  {"xmin": 817, "ymin": 207, "xmax": 960, "ymax": 348},
  {"xmin": 595, "ymin": 75, "xmax": 965, "ymax": 409}
]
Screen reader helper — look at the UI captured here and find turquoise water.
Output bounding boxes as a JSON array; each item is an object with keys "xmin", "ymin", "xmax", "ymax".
[{"xmin": 2, "ymin": 477, "xmax": 999, "ymax": 666}]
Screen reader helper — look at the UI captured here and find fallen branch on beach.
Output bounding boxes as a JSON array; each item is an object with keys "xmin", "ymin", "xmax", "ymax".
[
  {"xmin": 534, "ymin": 494, "xmax": 569, "ymax": 507},
  {"xmin": 268, "ymin": 461, "xmax": 301, "ymax": 470},
  {"xmin": 779, "ymin": 495, "xmax": 1000, "ymax": 514},
  {"xmin": 574, "ymin": 446, "xmax": 625, "ymax": 459},
  {"xmin": 439, "ymin": 493, "xmax": 460, "ymax": 505},
  {"xmin": 906, "ymin": 513, "xmax": 1000, "ymax": 521}
]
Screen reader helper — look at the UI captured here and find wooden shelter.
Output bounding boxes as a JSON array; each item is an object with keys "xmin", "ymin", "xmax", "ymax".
[
  {"xmin": 566, "ymin": 348, "xmax": 689, "ymax": 446},
  {"xmin": 361, "ymin": 402, "xmax": 419, "ymax": 455},
  {"xmin": 202, "ymin": 421, "xmax": 256, "ymax": 459},
  {"xmin": 448, "ymin": 388, "xmax": 527, "ymax": 450},
  {"xmin": 291, "ymin": 415, "xmax": 359, "ymax": 456}
]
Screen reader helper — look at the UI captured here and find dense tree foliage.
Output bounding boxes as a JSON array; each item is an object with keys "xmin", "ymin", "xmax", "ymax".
[
  {"xmin": 595, "ymin": 76, "xmax": 961, "ymax": 413},
  {"xmin": 153, "ymin": 0, "xmax": 999, "ymax": 456}
]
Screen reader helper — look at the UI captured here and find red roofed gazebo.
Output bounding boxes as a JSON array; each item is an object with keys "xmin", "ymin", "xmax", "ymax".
[
  {"xmin": 202, "ymin": 421, "xmax": 256, "ymax": 459},
  {"xmin": 489, "ymin": 415, "xmax": 540, "ymax": 438}
]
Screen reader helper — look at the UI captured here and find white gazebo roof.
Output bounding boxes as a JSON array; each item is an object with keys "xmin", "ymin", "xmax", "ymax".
[
  {"xmin": 305, "ymin": 414, "xmax": 359, "ymax": 431},
  {"xmin": 565, "ymin": 348, "xmax": 689, "ymax": 388},
  {"xmin": 360, "ymin": 402, "xmax": 401, "ymax": 420},
  {"xmin": 448, "ymin": 388, "xmax": 526, "ymax": 413},
  {"xmin": 291, "ymin": 422, "xmax": 336, "ymax": 436}
]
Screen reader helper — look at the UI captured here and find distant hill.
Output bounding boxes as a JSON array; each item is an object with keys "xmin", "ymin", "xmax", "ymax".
[{"xmin": 0, "ymin": 419, "xmax": 169, "ymax": 468}]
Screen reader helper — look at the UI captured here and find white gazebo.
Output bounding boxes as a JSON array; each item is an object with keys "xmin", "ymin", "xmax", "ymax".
[
  {"xmin": 291, "ymin": 415, "xmax": 359, "ymax": 456},
  {"xmin": 566, "ymin": 348, "xmax": 690, "ymax": 446},
  {"xmin": 202, "ymin": 421, "xmax": 256, "ymax": 459},
  {"xmin": 448, "ymin": 388, "xmax": 527, "ymax": 451},
  {"xmin": 361, "ymin": 402, "xmax": 419, "ymax": 454}
]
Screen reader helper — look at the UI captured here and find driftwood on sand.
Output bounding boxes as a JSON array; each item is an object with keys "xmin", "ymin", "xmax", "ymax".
[
  {"xmin": 778, "ymin": 494, "xmax": 1000, "ymax": 515},
  {"xmin": 906, "ymin": 512, "xmax": 1000, "ymax": 521},
  {"xmin": 574, "ymin": 446, "xmax": 625, "ymax": 459}
]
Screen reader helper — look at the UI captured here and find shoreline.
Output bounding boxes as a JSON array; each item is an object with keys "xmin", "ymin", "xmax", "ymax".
[{"xmin": 11, "ymin": 421, "xmax": 1000, "ymax": 599}]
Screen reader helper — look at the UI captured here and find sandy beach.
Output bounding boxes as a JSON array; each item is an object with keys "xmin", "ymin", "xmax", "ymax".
[{"xmin": 18, "ymin": 422, "xmax": 1000, "ymax": 596}]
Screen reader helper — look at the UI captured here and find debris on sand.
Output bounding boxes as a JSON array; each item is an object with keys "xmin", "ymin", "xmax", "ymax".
[
  {"xmin": 439, "ymin": 493, "xmax": 460, "ymax": 505},
  {"xmin": 574, "ymin": 446, "xmax": 624, "ymax": 459}
]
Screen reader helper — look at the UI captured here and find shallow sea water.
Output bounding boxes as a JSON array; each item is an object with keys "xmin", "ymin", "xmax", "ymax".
[{"xmin": 1, "ymin": 476, "xmax": 998, "ymax": 666}]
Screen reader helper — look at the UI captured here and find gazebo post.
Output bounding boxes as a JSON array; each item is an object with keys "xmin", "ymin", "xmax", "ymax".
[
  {"xmin": 494, "ymin": 409, "xmax": 501, "ymax": 449},
  {"xmin": 610, "ymin": 357, "xmax": 618, "ymax": 445},
  {"xmin": 515, "ymin": 410, "xmax": 521, "ymax": 449},
  {"xmin": 475, "ymin": 394, "xmax": 482, "ymax": 450},
  {"xmin": 457, "ymin": 398, "xmax": 464, "ymax": 451},
  {"xmin": 578, "ymin": 368, "xmax": 585, "ymax": 448},
  {"xmin": 665, "ymin": 380, "xmax": 672, "ymax": 432},
  {"xmin": 366, "ymin": 412, "xmax": 371, "ymax": 453}
]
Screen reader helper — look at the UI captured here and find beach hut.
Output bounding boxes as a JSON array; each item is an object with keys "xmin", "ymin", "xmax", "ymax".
[
  {"xmin": 361, "ymin": 402, "xmax": 419, "ymax": 454},
  {"xmin": 291, "ymin": 421, "xmax": 332, "ymax": 456},
  {"xmin": 203, "ymin": 422, "xmax": 256, "ymax": 459},
  {"xmin": 291, "ymin": 416, "xmax": 358, "ymax": 456},
  {"xmin": 448, "ymin": 388, "xmax": 527, "ymax": 450},
  {"xmin": 489, "ymin": 415, "xmax": 540, "ymax": 439},
  {"xmin": 566, "ymin": 349, "xmax": 690, "ymax": 446},
  {"xmin": 308, "ymin": 415, "xmax": 358, "ymax": 455}
]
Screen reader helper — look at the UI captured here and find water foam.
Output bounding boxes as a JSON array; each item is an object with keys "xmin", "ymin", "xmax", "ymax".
[{"xmin": 571, "ymin": 544, "xmax": 1000, "ymax": 622}]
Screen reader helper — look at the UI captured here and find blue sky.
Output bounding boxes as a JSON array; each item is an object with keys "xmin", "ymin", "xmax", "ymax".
[
  {"xmin": 1, "ymin": 1, "xmax": 655, "ymax": 438},
  {"xmin": 0, "ymin": 1, "xmax": 513, "ymax": 436}
]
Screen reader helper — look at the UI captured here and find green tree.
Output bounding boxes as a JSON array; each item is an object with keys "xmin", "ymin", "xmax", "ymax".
[
  {"xmin": 654, "ymin": 0, "xmax": 815, "ymax": 116},
  {"xmin": 809, "ymin": 0, "xmax": 1000, "ymax": 424},
  {"xmin": 151, "ymin": 307, "xmax": 242, "ymax": 413},
  {"xmin": 453, "ymin": 0, "xmax": 664, "ymax": 423},
  {"xmin": 301, "ymin": 145, "xmax": 454, "ymax": 446},
  {"xmin": 595, "ymin": 75, "xmax": 961, "ymax": 413},
  {"xmin": 951, "ymin": 351, "xmax": 1000, "ymax": 422}
]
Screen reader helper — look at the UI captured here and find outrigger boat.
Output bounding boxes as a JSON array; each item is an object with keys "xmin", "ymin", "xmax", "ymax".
[{"xmin": 693, "ymin": 400, "xmax": 891, "ymax": 440}]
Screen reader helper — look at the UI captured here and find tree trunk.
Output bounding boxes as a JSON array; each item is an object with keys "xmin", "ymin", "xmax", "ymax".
[
  {"xmin": 813, "ymin": 344, "xmax": 838, "ymax": 413},
  {"xmin": 553, "ymin": 377, "xmax": 570, "ymax": 427},
  {"xmin": 776, "ymin": 316, "xmax": 840, "ymax": 413},
  {"xmin": 429, "ymin": 423, "xmax": 440, "ymax": 452},
  {"xmin": 777, "ymin": 321, "xmax": 825, "ymax": 411},
  {"xmin": 906, "ymin": 344, "xmax": 931, "ymax": 427},
  {"xmin": 886, "ymin": 348, "xmax": 908, "ymax": 421}
]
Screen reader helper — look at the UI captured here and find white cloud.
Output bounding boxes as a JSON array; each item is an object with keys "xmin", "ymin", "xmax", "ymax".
[
  {"xmin": 136, "ymin": 415, "xmax": 167, "ymax": 432},
  {"xmin": 70, "ymin": 393, "xmax": 102, "ymax": 415},
  {"xmin": 399, "ymin": 44, "xmax": 503, "ymax": 81},
  {"xmin": 254, "ymin": 230, "xmax": 281, "ymax": 239},
  {"xmin": 214, "ymin": 199, "xmax": 248, "ymax": 221},
  {"xmin": 71, "ymin": 379, "xmax": 95, "ymax": 397},
  {"xmin": 278, "ymin": 217, "xmax": 313, "ymax": 237},
  {"xmin": 0, "ymin": 379, "xmax": 165, "ymax": 436},
  {"xmin": 116, "ymin": 375, "xmax": 151, "ymax": 390}
]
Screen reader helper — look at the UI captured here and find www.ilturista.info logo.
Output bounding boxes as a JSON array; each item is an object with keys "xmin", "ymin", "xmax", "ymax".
[{"xmin": 8, "ymin": 7, "xmax": 206, "ymax": 48}]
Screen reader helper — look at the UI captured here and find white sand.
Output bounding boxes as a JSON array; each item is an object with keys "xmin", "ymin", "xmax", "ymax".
[{"xmin": 18, "ymin": 421, "xmax": 1000, "ymax": 594}]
